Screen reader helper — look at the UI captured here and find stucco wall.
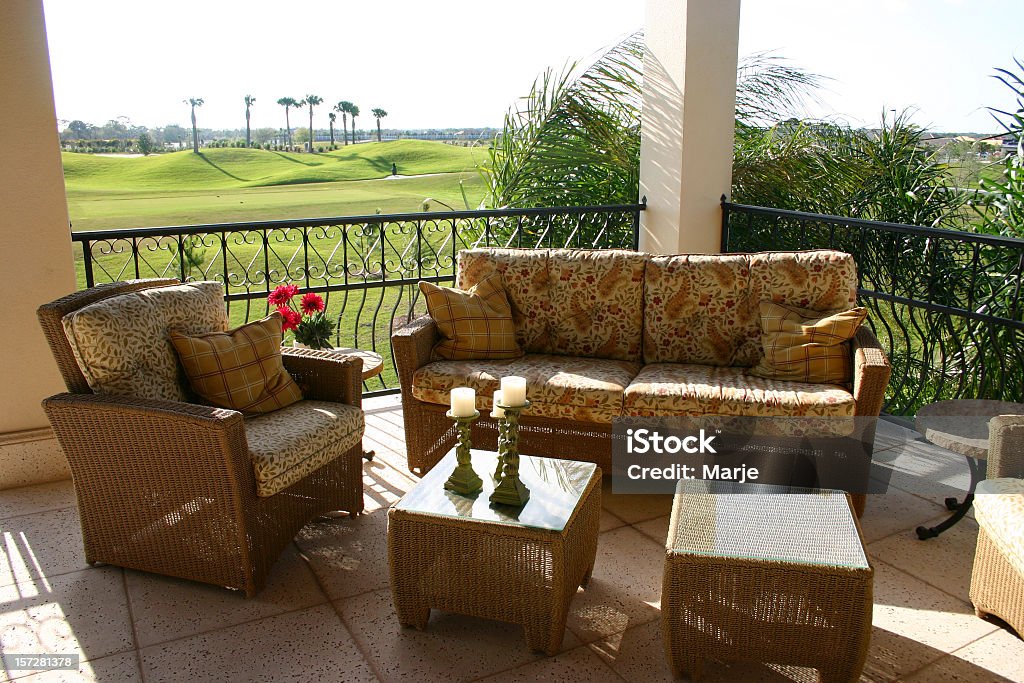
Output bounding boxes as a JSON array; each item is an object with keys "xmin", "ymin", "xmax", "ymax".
[{"xmin": 0, "ymin": 0, "xmax": 77, "ymax": 486}]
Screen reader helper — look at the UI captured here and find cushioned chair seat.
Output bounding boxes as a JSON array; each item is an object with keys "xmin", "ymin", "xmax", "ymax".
[
  {"xmin": 245, "ymin": 400, "xmax": 364, "ymax": 497},
  {"xmin": 411, "ymin": 353, "xmax": 641, "ymax": 424},
  {"xmin": 974, "ymin": 478, "xmax": 1024, "ymax": 571},
  {"xmin": 623, "ymin": 363, "xmax": 856, "ymax": 418}
]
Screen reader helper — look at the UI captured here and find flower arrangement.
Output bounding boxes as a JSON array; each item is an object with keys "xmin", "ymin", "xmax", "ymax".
[{"xmin": 267, "ymin": 284, "xmax": 335, "ymax": 350}]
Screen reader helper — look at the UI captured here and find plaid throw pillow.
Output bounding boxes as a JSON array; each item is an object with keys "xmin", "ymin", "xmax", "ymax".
[
  {"xmin": 170, "ymin": 312, "xmax": 303, "ymax": 415},
  {"xmin": 419, "ymin": 274, "xmax": 522, "ymax": 360},
  {"xmin": 749, "ymin": 301, "xmax": 867, "ymax": 385}
]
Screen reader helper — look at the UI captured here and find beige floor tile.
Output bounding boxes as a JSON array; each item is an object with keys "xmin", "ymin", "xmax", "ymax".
[
  {"xmin": 600, "ymin": 480, "xmax": 673, "ymax": 524},
  {"xmin": 566, "ymin": 527, "xmax": 664, "ymax": 644},
  {"xmin": 868, "ymin": 516, "xmax": 979, "ymax": 603},
  {"xmin": 124, "ymin": 544, "xmax": 326, "ymax": 648},
  {"xmin": 902, "ymin": 627, "xmax": 1024, "ymax": 682},
  {"xmin": 865, "ymin": 561, "xmax": 997, "ymax": 680},
  {"xmin": 0, "ymin": 509, "xmax": 88, "ymax": 588},
  {"xmin": 138, "ymin": 605, "xmax": 375, "ymax": 683},
  {"xmin": 338, "ymin": 589, "xmax": 581, "ymax": 683},
  {"xmin": 872, "ymin": 441, "xmax": 972, "ymax": 500},
  {"xmin": 0, "ymin": 483, "xmax": 77, "ymax": 522},
  {"xmin": 872, "ymin": 419, "xmax": 921, "ymax": 452},
  {"xmin": 0, "ymin": 567, "xmax": 133, "ymax": 668},
  {"xmin": 599, "ymin": 510, "xmax": 627, "ymax": 533},
  {"xmin": 632, "ymin": 515, "xmax": 669, "ymax": 546},
  {"xmin": 589, "ymin": 620, "xmax": 808, "ymax": 683},
  {"xmin": 858, "ymin": 489, "xmax": 946, "ymax": 544},
  {"xmin": 296, "ymin": 508, "xmax": 390, "ymax": 600},
  {"xmin": 11, "ymin": 651, "xmax": 141, "ymax": 683},
  {"xmin": 477, "ymin": 644, "xmax": 624, "ymax": 682}
]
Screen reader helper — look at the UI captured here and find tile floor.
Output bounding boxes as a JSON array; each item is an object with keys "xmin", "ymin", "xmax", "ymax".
[{"xmin": 1, "ymin": 396, "xmax": 1022, "ymax": 682}]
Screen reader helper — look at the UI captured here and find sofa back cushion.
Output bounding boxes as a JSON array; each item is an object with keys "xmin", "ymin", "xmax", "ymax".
[
  {"xmin": 643, "ymin": 254, "xmax": 756, "ymax": 365},
  {"xmin": 458, "ymin": 248, "xmax": 555, "ymax": 354},
  {"xmin": 61, "ymin": 281, "xmax": 229, "ymax": 402},
  {"xmin": 643, "ymin": 250, "xmax": 859, "ymax": 367},
  {"xmin": 457, "ymin": 248, "xmax": 646, "ymax": 362}
]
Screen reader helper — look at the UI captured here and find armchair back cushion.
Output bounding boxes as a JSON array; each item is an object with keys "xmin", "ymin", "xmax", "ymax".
[{"xmin": 61, "ymin": 281, "xmax": 228, "ymax": 402}]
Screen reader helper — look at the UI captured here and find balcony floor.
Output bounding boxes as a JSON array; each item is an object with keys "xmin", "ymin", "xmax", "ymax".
[{"xmin": 1, "ymin": 396, "xmax": 1022, "ymax": 682}]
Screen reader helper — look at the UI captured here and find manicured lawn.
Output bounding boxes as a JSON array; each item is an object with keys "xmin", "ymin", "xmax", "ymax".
[{"xmin": 63, "ymin": 140, "xmax": 490, "ymax": 230}]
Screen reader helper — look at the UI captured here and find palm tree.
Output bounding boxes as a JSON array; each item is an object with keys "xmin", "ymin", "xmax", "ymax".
[
  {"xmin": 372, "ymin": 108, "xmax": 388, "ymax": 142},
  {"xmin": 277, "ymin": 97, "xmax": 299, "ymax": 147},
  {"xmin": 335, "ymin": 101, "xmax": 353, "ymax": 145},
  {"xmin": 244, "ymin": 95, "xmax": 255, "ymax": 147},
  {"xmin": 184, "ymin": 97, "xmax": 204, "ymax": 154},
  {"xmin": 303, "ymin": 94, "xmax": 323, "ymax": 152},
  {"xmin": 328, "ymin": 112, "xmax": 336, "ymax": 146},
  {"xmin": 350, "ymin": 104, "xmax": 360, "ymax": 144}
]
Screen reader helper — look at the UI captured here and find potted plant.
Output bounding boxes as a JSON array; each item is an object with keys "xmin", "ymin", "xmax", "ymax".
[{"xmin": 267, "ymin": 284, "xmax": 335, "ymax": 350}]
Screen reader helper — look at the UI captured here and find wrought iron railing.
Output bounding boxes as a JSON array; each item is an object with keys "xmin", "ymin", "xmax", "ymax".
[
  {"xmin": 722, "ymin": 199, "xmax": 1024, "ymax": 415},
  {"xmin": 72, "ymin": 204, "xmax": 644, "ymax": 395}
]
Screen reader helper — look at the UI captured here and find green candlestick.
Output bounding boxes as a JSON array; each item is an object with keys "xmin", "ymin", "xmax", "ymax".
[
  {"xmin": 444, "ymin": 409, "xmax": 483, "ymax": 496},
  {"xmin": 493, "ymin": 413, "xmax": 510, "ymax": 481},
  {"xmin": 490, "ymin": 400, "xmax": 531, "ymax": 507}
]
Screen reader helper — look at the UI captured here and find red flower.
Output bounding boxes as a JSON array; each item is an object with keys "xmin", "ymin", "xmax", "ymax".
[
  {"xmin": 268, "ymin": 284, "xmax": 299, "ymax": 306},
  {"xmin": 277, "ymin": 306, "xmax": 302, "ymax": 332},
  {"xmin": 300, "ymin": 292, "xmax": 325, "ymax": 315}
]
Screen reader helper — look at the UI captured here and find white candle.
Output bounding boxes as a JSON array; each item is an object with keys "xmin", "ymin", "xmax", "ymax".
[
  {"xmin": 500, "ymin": 376, "xmax": 527, "ymax": 407},
  {"xmin": 491, "ymin": 391, "xmax": 505, "ymax": 418},
  {"xmin": 450, "ymin": 387, "xmax": 476, "ymax": 417}
]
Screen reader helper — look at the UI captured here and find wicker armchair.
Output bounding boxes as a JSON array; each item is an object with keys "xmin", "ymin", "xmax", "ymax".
[
  {"xmin": 970, "ymin": 414, "xmax": 1024, "ymax": 636},
  {"xmin": 37, "ymin": 279, "xmax": 365, "ymax": 596}
]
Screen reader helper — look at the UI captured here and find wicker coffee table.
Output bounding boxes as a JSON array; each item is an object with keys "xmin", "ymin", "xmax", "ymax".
[
  {"xmin": 388, "ymin": 449, "xmax": 600, "ymax": 655},
  {"xmin": 662, "ymin": 480, "xmax": 873, "ymax": 682}
]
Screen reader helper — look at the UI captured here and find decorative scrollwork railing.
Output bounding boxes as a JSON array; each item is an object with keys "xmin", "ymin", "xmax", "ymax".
[
  {"xmin": 722, "ymin": 199, "xmax": 1024, "ymax": 416},
  {"xmin": 72, "ymin": 203, "xmax": 645, "ymax": 395}
]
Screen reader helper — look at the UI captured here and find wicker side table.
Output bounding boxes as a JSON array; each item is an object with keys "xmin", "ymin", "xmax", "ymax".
[
  {"xmin": 662, "ymin": 480, "xmax": 873, "ymax": 682},
  {"xmin": 388, "ymin": 449, "xmax": 600, "ymax": 655}
]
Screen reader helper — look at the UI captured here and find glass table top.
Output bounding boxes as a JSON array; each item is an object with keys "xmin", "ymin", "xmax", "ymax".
[
  {"xmin": 394, "ymin": 450, "xmax": 598, "ymax": 532},
  {"xmin": 668, "ymin": 479, "xmax": 869, "ymax": 569}
]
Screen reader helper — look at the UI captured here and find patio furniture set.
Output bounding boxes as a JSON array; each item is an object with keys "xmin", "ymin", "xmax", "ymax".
[{"xmin": 32, "ymin": 246, "xmax": 1024, "ymax": 679}]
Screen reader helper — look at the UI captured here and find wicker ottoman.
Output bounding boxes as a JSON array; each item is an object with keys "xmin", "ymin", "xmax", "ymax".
[
  {"xmin": 662, "ymin": 480, "xmax": 873, "ymax": 682},
  {"xmin": 388, "ymin": 449, "xmax": 601, "ymax": 655}
]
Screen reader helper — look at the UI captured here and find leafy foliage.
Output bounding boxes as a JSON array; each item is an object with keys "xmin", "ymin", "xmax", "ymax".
[{"xmin": 484, "ymin": 32, "xmax": 643, "ymax": 208}]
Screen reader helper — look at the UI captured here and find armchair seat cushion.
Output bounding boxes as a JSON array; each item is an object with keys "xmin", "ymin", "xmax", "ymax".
[
  {"xmin": 975, "ymin": 478, "xmax": 1024, "ymax": 571},
  {"xmin": 623, "ymin": 363, "xmax": 857, "ymax": 418},
  {"xmin": 411, "ymin": 354, "xmax": 641, "ymax": 424},
  {"xmin": 245, "ymin": 400, "xmax": 364, "ymax": 497}
]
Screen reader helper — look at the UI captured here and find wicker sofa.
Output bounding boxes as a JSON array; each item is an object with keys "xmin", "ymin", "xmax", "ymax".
[{"xmin": 393, "ymin": 248, "xmax": 891, "ymax": 512}]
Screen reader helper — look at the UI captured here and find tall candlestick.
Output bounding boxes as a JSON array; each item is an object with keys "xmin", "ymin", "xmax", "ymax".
[
  {"xmin": 500, "ymin": 376, "xmax": 527, "ymax": 407},
  {"xmin": 450, "ymin": 387, "xmax": 476, "ymax": 418}
]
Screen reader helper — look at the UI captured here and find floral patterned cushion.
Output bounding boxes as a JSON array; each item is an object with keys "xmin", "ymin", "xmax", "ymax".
[
  {"xmin": 546, "ymin": 249, "xmax": 646, "ymax": 361},
  {"xmin": 643, "ymin": 254, "xmax": 755, "ymax": 365},
  {"xmin": 975, "ymin": 478, "xmax": 1024, "ymax": 571},
  {"xmin": 746, "ymin": 251, "xmax": 858, "ymax": 365},
  {"xmin": 411, "ymin": 354, "xmax": 642, "ymax": 425},
  {"xmin": 457, "ymin": 248, "xmax": 555, "ymax": 353},
  {"xmin": 623, "ymin": 363, "xmax": 857, "ymax": 418},
  {"xmin": 245, "ymin": 399, "xmax": 364, "ymax": 497},
  {"xmin": 61, "ymin": 281, "xmax": 228, "ymax": 402}
]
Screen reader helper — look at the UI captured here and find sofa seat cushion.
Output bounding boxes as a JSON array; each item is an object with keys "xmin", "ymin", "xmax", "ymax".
[
  {"xmin": 411, "ymin": 354, "xmax": 642, "ymax": 424},
  {"xmin": 975, "ymin": 478, "xmax": 1024, "ymax": 571},
  {"xmin": 623, "ymin": 363, "xmax": 857, "ymax": 418},
  {"xmin": 61, "ymin": 281, "xmax": 228, "ymax": 402},
  {"xmin": 245, "ymin": 400, "xmax": 364, "ymax": 497}
]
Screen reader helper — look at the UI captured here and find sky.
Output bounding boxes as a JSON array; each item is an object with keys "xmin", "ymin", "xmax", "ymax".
[{"xmin": 42, "ymin": 0, "xmax": 1024, "ymax": 135}]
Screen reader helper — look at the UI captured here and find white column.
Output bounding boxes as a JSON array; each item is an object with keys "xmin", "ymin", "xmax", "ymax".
[
  {"xmin": 639, "ymin": 0, "xmax": 741, "ymax": 255},
  {"xmin": 0, "ymin": 0, "xmax": 77, "ymax": 487}
]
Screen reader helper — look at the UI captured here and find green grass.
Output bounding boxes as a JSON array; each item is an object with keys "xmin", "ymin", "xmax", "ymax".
[{"xmin": 64, "ymin": 140, "xmax": 490, "ymax": 231}]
